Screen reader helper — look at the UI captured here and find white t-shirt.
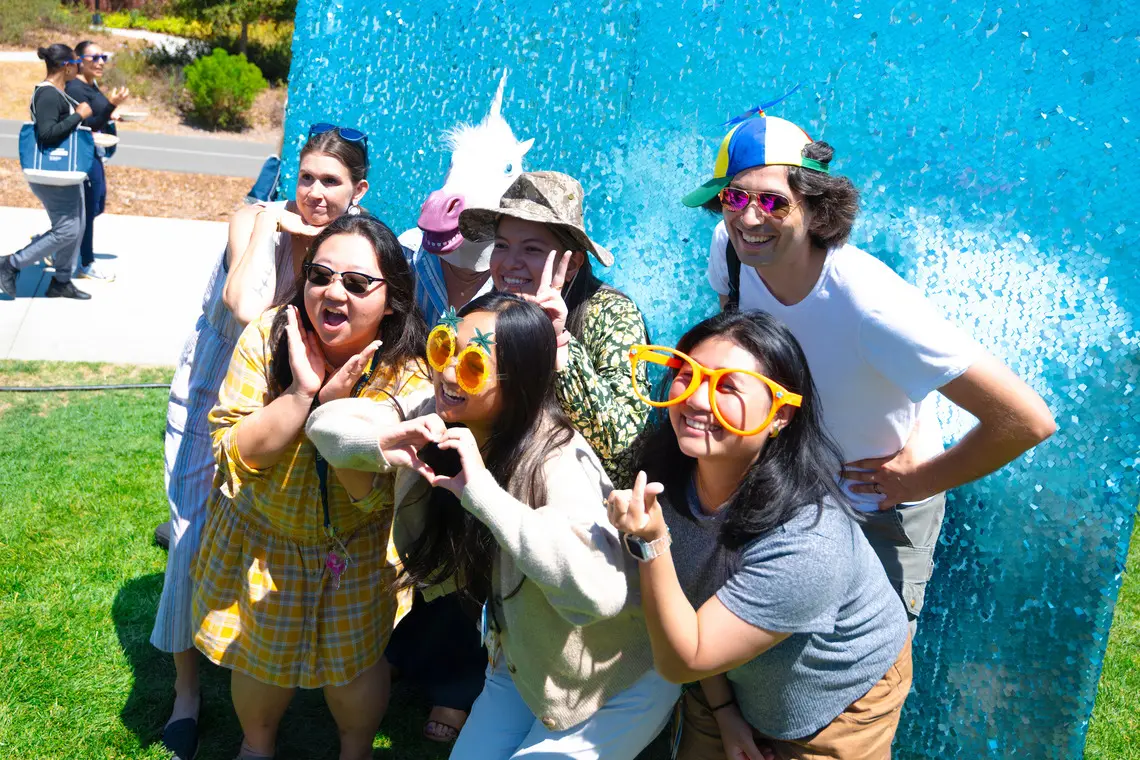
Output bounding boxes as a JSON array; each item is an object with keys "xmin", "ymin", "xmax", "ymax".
[{"xmin": 706, "ymin": 221, "xmax": 980, "ymax": 509}]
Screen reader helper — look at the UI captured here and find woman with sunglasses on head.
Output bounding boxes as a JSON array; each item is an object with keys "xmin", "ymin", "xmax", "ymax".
[
  {"xmin": 686, "ymin": 110, "xmax": 1054, "ymax": 634},
  {"xmin": 609, "ymin": 310, "xmax": 912, "ymax": 760},
  {"xmin": 150, "ymin": 124, "xmax": 370, "ymax": 760},
  {"xmin": 191, "ymin": 213, "xmax": 431, "ymax": 760},
  {"xmin": 306, "ymin": 293, "xmax": 680, "ymax": 759},
  {"xmin": 458, "ymin": 171, "xmax": 650, "ymax": 487},
  {"xmin": 65, "ymin": 41, "xmax": 129, "ymax": 282},
  {"xmin": 0, "ymin": 44, "xmax": 94, "ymax": 300}
]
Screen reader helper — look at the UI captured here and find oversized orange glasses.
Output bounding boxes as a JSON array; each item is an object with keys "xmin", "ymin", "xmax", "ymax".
[
  {"xmin": 628, "ymin": 344, "xmax": 802, "ymax": 437},
  {"xmin": 426, "ymin": 310, "xmax": 495, "ymax": 394}
]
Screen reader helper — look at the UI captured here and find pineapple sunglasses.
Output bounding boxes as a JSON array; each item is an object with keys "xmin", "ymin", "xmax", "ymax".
[
  {"xmin": 628, "ymin": 344, "xmax": 802, "ymax": 436},
  {"xmin": 426, "ymin": 308, "xmax": 496, "ymax": 394}
]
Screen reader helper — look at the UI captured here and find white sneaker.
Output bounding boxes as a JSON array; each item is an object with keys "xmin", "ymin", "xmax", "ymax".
[{"xmin": 76, "ymin": 263, "xmax": 116, "ymax": 282}]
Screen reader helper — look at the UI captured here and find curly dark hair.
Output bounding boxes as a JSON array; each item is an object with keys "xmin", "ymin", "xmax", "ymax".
[{"xmin": 701, "ymin": 141, "xmax": 860, "ymax": 250}]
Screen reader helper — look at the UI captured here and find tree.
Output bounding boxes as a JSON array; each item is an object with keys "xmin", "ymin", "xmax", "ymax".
[{"xmin": 174, "ymin": 0, "xmax": 296, "ymax": 55}]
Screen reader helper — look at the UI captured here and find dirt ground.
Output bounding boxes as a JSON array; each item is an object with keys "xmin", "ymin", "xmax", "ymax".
[
  {"xmin": 0, "ymin": 158, "xmax": 249, "ymax": 221},
  {"xmin": 1, "ymin": 29, "xmax": 286, "ymax": 144}
]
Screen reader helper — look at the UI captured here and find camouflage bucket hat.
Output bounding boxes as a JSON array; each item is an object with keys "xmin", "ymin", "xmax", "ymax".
[{"xmin": 458, "ymin": 171, "xmax": 614, "ymax": 267}]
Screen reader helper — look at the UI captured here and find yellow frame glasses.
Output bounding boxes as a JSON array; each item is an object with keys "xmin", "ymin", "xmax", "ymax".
[
  {"xmin": 628, "ymin": 344, "xmax": 802, "ymax": 437},
  {"xmin": 426, "ymin": 323, "xmax": 495, "ymax": 395}
]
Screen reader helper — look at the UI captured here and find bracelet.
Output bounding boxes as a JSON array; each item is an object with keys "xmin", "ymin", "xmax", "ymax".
[{"xmin": 709, "ymin": 697, "xmax": 737, "ymax": 713}]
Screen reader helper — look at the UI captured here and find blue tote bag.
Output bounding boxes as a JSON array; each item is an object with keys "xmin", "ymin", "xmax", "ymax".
[{"xmin": 19, "ymin": 84, "xmax": 94, "ymax": 187}]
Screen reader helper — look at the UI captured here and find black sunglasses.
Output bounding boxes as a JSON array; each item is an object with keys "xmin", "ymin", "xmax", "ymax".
[
  {"xmin": 303, "ymin": 262, "xmax": 385, "ymax": 295},
  {"xmin": 82, "ymin": 54, "xmax": 110, "ymax": 63}
]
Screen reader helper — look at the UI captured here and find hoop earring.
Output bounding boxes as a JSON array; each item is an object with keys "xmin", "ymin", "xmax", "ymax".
[{"xmin": 769, "ymin": 425, "xmax": 781, "ymax": 439}]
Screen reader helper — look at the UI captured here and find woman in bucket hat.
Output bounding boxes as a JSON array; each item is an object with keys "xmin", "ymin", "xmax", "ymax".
[{"xmin": 460, "ymin": 170, "xmax": 650, "ymax": 487}]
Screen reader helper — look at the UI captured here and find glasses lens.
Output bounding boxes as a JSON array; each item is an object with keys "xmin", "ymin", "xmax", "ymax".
[
  {"xmin": 341, "ymin": 273, "xmax": 373, "ymax": 295},
  {"xmin": 427, "ymin": 327, "xmax": 454, "ymax": 371},
  {"xmin": 760, "ymin": 193, "xmax": 793, "ymax": 218},
  {"xmin": 305, "ymin": 263, "xmax": 333, "ymax": 286},
  {"xmin": 309, "ymin": 122, "xmax": 336, "ymax": 136},
  {"xmin": 720, "ymin": 188, "xmax": 749, "ymax": 211},
  {"xmin": 632, "ymin": 347, "xmax": 690, "ymax": 406},
  {"xmin": 712, "ymin": 371, "xmax": 774, "ymax": 435},
  {"xmin": 338, "ymin": 127, "xmax": 367, "ymax": 142},
  {"xmin": 457, "ymin": 349, "xmax": 488, "ymax": 393}
]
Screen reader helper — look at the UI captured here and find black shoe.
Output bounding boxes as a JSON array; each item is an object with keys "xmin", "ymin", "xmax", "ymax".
[
  {"xmin": 154, "ymin": 520, "xmax": 172, "ymax": 551},
  {"xmin": 162, "ymin": 696, "xmax": 201, "ymax": 760},
  {"xmin": 44, "ymin": 279, "xmax": 91, "ymax": 300},
  {"xmin": 0, "ymin": 257, "xmax": 17, "ymax": 298}
]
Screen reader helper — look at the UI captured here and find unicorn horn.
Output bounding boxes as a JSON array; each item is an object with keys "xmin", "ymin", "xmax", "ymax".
[{"xmin": 486, "ymin": 69, "xmax": 509, "ymax": 122}]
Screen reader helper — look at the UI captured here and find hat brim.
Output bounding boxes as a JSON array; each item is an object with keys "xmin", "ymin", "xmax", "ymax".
[
  {"xmin": 681, "ymin": 176, "xmax": 731, "ymax": 208},
  {"xmin": 459, "ymin": 206, "xmax": 614, "ymax": 268}
]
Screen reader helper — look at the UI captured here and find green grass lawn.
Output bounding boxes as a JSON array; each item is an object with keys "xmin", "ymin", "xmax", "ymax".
[{"xmin": 0, "ymin": 359, "xmax": 1135, "ymax": 759}]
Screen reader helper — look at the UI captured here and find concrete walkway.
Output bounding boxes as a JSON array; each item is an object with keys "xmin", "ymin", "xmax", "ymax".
[
  {"xmin": 0, "ymin": 119, "xmax": 276, "ymax": 178},
  {"xmin": 0, "ymin": 205, "xmax": 225, "ymax": 365}
]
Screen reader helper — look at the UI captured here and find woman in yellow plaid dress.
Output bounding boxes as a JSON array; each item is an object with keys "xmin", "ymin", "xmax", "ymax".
[{"xmin": 192, "ymin": 214, "xmax": 432, "ymax": 760}]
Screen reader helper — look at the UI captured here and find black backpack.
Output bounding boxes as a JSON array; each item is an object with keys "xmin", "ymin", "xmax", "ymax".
[{"xmin": 725, "ymin": 239, "xmax": 742, "ymax": 311}]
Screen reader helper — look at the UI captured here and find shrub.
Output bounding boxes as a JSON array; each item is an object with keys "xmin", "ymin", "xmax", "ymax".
[
  {"xmin": 0, "ymin": 0, "xmax": 82, "ymax": 45},
  {"xmin": 182, "ymin": 47, "xmax": 267, "ymax": 130}
]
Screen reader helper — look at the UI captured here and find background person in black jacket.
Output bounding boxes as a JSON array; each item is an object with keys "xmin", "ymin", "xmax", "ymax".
[
  {"xmin": 66, "ymin": 40, "xmax": 129, "ymax": 282},
  {"xmin": 0, "ymin": 44, "xmax": 93, "ymax": 300}
]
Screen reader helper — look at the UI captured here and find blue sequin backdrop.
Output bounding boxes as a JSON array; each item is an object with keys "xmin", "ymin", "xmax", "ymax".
[{"xmin": 282, "ymin": 1, "xmax": 1137, "ymax": 756}]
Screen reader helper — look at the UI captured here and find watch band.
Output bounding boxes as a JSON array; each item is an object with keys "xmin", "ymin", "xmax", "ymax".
[{"xmin": 624, "ymin": 531, "xmax": 672, "ymax": 562}]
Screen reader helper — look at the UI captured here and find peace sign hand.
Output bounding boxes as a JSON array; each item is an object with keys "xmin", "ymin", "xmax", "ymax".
[
  {"xmin": 521, "ymin": 249, "xmax": 571, "ymax": 337},
  {"xmin": 607, "ymin": 471, "xmax": 668, "ymax": 542}
]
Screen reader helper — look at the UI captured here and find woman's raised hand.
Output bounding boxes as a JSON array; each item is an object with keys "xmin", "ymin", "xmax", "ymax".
[
  {"xmin": 422, "ymin": 426, "xmax": 486, "ymax": 497},
  {"xmin": 108, "ymin": 86, "xmax": 130, "ymax": 106},
  {"xmin": 378, "ymin": 413, "xmax": 448, "ymax": 473},
  {"xmin": 285, "ymin": 305, "xmax": 326, "ymax": 398},
  {"xmin": 522, "ymin": 250, "xmax": 572, "ymax": 368},
  {"xmin": 277, "ymin": 206, "xmax": 326, "ymax": 237},
  {"xmin": 607, "ymin": 470, "xmax": 668, "ymax": 541},
  {"xmin": 318, "ymin": 340, "xmax": 383, "ymax": 404}
]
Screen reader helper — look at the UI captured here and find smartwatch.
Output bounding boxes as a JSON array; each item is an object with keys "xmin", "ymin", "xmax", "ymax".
[{"xmin": 623, "ymin": 531, "xmax": 671, "ymax": 562}]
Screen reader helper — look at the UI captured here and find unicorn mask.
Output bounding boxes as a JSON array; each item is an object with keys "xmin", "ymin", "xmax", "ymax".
[{"xmin": 415, "ymin": 71, "xmax": 535, "ymax": 272}]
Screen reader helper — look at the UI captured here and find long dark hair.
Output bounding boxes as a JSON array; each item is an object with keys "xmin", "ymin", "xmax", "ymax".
[
  {"xmin": 630, "ymin": 310, "xmax": 852, "ymax": 550},
  {"xmin": 267, "ymin": 214, "xmax": 426, "ymax": 397},
  {"xmin": 37, "ymin": 44, "xmax": 75, "ymax": 75},
  {"xmin": 300, "ymin": 128, "xmax": 369, "ymax": 186},
  {"xmin": 400, "ymin": 293, "xmax": 575, "ymax": 601}
]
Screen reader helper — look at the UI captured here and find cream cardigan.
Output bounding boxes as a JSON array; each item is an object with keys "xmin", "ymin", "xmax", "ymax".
[{"xmin": 306, "ymin": 397, "xmax": 656, "ymax": 730}]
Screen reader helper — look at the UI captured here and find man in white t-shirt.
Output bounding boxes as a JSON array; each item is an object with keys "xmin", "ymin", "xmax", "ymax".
[{"xmin": 682, "ymin": 111, "xmax": 1056, "ymax": 629}]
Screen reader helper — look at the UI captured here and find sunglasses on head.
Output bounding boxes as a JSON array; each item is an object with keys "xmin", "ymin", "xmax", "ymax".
[
  {"xmin": 718, "ymin": 187, "xmax": 800, "ymax": 219},
  {"xmin": 309, "ymin": 122, "xmax": 368, "ymax": 146},
  {"xmin": 81, "ymin": 54, "xmax": 109, "ymax": 63},
  {"xmin": 302, "ymin": 262, "xmax": 385, "ymax": 295}
]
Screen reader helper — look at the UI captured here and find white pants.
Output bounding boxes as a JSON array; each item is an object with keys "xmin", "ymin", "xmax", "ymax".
[{"xmin": 450, "ymin": 658, "xmax": 679, "ymax": 760}]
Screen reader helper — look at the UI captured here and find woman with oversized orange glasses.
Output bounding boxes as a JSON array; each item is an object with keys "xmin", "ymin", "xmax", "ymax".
[{"xmin": 609, "ymin": 310, "xmax": 912, "ymax": 760}]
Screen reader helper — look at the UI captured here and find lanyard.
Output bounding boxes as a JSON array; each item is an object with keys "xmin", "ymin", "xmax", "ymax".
[{"xmin": 314, "ymin": 355, "xmax": 377, "ymax": 588}]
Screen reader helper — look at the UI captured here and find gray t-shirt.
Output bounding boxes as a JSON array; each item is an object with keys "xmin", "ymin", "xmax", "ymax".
[{"xmin": 666, "ymin": 492, "xmax": 908, "ymax": 739}]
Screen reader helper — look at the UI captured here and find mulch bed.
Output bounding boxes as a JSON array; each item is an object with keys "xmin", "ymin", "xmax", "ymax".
[{"xmin": 0, "ymin": 157, "xmax": 249, "ymax": 221}]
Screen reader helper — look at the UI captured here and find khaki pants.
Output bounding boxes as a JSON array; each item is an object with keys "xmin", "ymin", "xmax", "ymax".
[{"xmin": 677, "ymin": 637, "xmax": 912, "ymax": 760}]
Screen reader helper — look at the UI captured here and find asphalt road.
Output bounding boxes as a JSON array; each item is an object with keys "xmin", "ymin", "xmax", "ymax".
[{"xmin": 0, "ymin": 118, "xmax": 275, "ymax": 178}]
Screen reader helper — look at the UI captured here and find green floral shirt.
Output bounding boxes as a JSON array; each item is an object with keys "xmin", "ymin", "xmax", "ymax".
[{"xmin": 557, "ymin": 288, "xmax": 649, "ymax": 489}]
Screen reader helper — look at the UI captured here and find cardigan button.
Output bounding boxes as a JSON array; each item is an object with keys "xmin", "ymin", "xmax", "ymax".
[
  {"xmin": 507, "ymin": 663, "xmax": 517, "ymax": 674},
  {"xmin": 541, "ymin": 716, "xmax": 556, "ymax": 729}
]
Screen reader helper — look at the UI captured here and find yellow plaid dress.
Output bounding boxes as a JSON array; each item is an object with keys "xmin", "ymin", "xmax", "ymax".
[{"xmin": 191, "ymin": 309, "xmax": 432, "ymax": 689}]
